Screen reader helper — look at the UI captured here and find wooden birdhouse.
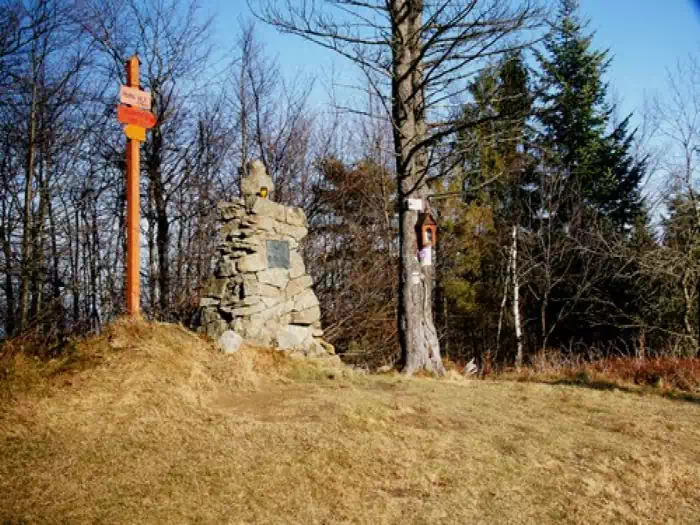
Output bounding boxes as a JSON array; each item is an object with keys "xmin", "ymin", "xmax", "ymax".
[{"xmin": 416, "ymin": 211, "xmax": 437, "ymax": 249}]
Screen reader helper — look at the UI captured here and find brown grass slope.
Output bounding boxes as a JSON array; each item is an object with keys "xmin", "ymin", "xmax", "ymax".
[{"xmin": 1, "ymin": 320, "xmax": 700, "ymax": 524}]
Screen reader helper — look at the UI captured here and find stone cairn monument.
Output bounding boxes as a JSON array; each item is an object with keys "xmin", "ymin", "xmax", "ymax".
[{"xmin": 198, "ymin": 160, "xmax": 332, "ymax": 357}]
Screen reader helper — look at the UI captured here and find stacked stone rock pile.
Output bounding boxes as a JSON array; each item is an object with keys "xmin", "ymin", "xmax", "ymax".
[{"xmin": 198, "ymin": 163, "xmax": 331, "ymax": 357}]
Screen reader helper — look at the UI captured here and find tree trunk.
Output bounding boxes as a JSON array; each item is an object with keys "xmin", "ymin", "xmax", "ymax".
[
  {"xmin": 116, "ymin": 180, "xmax": 126, "ymax": 313},
  {"xmin": 540, "ymin": 292, "xmax": 549, "ymax": 353},
  {"xmin": 1, "ymin": 133, "xmax": 16, "ymax": 336},
  {"xmin": 89, "ymin": 202, "xmax": 100, "ymax": 330},
  {"xmin": 147, "ymin": 191, "xmax": 157, "ymax": 315},
  {"xmin": 240, "ymin": 50, "xmax": 249, "ymax": 194},
  {"xmin": 496, "ymin": 242, "xmax": 512, "ymax": 360},
  {"xmin": 637, "ymin": 330, "xmax": 646, "ymax": 360},
  {"xmin": 1, "ymin": 222, "xmax": 16, "ymax": 336},
  {"xmin": 146, "ymin": 120, "xmax": 170, "ymax": 319},
  {"xmin": 392, "ymin": 0, "xmax": 443, "ymax": 375},
  {"xmin": 19, "ymin": 79, "xmax": 38, "ymax": 331},
  {"xmin": 154, "ymin": 179, "xmax": 170, "ymax": 319},
  {"xmin": 30, "ymin": 132, "xmax": 51, "ymax": 322},
  {"xmin": 73, "ymin": 206, "xmax": 80, "ymax": 323},
  {"xmin": 512, "ymin": 225, "xmax": 523, "ymax": 369},
  {"xmin": 48, "ymin": 198, "xmax": 60, "ymax": 299},
  {"xmin": 696, "ymin": 274, "xmax": 700, "ymax": 356},
  {"xmin": 175, "ymin": 213, "xmax": 185, "ymax": 309},
  {"xmin": 48, "ymin": 197, "xmax": 64, "ymax": 335}
]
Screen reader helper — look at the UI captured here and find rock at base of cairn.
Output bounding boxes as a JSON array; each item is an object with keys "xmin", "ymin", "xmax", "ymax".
[{"xmin": 218, "ymin": 330, "xmax": 243, "ymax": 354}]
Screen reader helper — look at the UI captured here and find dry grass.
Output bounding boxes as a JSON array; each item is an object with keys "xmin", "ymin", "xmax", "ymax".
[
  {"xmin": 501, "ymin": 351, "xmax": 700, "ymax": 398},
  {"xmin": 2, "ymin": 320, "xmax": 700, "ymax": 524}
]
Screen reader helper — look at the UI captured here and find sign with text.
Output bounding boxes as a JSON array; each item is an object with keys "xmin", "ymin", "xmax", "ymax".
[
  {"xmin": 120, "ymin": 85, "xmax": 151, "ymax": 109},
  {"xmin": 117, "ymin": 104, "xmax": 157, "ymax": 129},
  {"xmin": 406, "ymin": 198, "xmax": 423, "ymax": 211}
]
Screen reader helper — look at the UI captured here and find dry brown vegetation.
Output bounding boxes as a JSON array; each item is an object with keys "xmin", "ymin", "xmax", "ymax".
[
  {"xmin": 498, "ymin": 351, "xmax": 700, "ymax": 397},
  {"xmin": 2, "ymin": 320, "xmax": 700, "ymax": 524}
]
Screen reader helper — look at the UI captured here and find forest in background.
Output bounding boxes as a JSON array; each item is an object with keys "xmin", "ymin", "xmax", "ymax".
[{"xmin": 2, "ymin": 0, "xmax": 700, "ymax": 370}]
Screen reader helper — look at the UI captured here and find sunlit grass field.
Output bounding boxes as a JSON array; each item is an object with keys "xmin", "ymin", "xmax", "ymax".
[{"xmin": 2, "ymin": 320, "xmax": 699, "ymax": 524}]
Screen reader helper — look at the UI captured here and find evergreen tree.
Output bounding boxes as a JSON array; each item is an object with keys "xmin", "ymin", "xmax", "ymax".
[
  {"xmin": 439, "ymin": 53, "xmax": 533, "ymax": 365},
  {"xmin": 458, "ymin": 51, "xmax": 532, "ymax": 219},
  {"xmin": 535, "ymin": 0, "xmax": 644, "ymax": 230},
  {"xmin": 511, "ymin": 0, "xmax": 651, "ymax": 355}
]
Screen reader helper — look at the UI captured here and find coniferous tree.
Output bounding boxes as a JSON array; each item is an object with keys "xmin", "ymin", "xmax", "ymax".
[
  {"xmin": 535, "ymin": 0, "xmax": 644, "ymax": 230},
  {"xmin": 513, "ymin": 0, "xmax": 649, "ymax": 355},
  {"xmin": 440, "ymin": 53, "xmax": 533, "ymax": 365}
]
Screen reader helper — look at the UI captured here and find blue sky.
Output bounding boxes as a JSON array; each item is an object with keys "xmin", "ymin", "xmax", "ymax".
[
  {"xmin": 579, "ymin": 0, "xmax": 699, "ymax": 119},
  {"xmin": 203, "ymin": 1, "xmax": 700, "ymax": 122}
]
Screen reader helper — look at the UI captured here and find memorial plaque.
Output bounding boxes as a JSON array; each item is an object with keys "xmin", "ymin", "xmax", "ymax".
[{"xmin": 267, "ymin": 240, "xmax": 290, "ymax": 269}]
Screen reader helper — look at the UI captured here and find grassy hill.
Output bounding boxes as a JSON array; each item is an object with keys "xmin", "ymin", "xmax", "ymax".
[{"xmin": 1, "ymin": 320, "xmax": 700, "ymax": 524}]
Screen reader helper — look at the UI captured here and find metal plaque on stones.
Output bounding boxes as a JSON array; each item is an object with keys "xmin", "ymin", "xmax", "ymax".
[{"xmin": 267, "ymin": 240, "xmax": 290, "ymax": 269}]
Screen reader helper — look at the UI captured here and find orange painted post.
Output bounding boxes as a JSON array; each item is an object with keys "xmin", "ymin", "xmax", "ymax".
[{"xmin": 125, "ymin": 56, "xmax": 141, "ymax": 316}]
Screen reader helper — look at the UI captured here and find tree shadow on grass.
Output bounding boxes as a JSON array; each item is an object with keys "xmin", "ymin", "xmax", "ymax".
[{"xmin": 524, "ymin": 377, "xmax": 700, "ymax": 406}]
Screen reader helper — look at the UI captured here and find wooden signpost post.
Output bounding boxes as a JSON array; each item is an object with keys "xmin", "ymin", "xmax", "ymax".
[{"xmin": 118, "ymin": 55, "xmax": 156, "ymax": 317}]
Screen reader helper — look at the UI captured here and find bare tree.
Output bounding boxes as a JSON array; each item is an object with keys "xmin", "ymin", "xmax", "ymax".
[
  {"xmin": 0, "ymin": 2, "xmax": 328, "ymax": 339},
  {"xmin": 229, "ymin": 20, "xmax": 316, "ymax": 207},
  {"xmin": 252, "ymin": 0, "xmax": 542, "ymax": 374},
  {"xmin": 0, "ymin": 0, "xmax": 95, "ymax": 334},
  {"xmin": 649, "ymin": 56, "xmax": 700, "ymax": 351},
  {"xmin": 82, "ymin": 0, "xmax": 218, "ymax": 319}
]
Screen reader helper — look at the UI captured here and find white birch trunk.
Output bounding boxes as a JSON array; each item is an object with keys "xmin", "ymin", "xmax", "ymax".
[{"xmin": 512, "ymin": 225, "xmax": 523, "ymax": 369}]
